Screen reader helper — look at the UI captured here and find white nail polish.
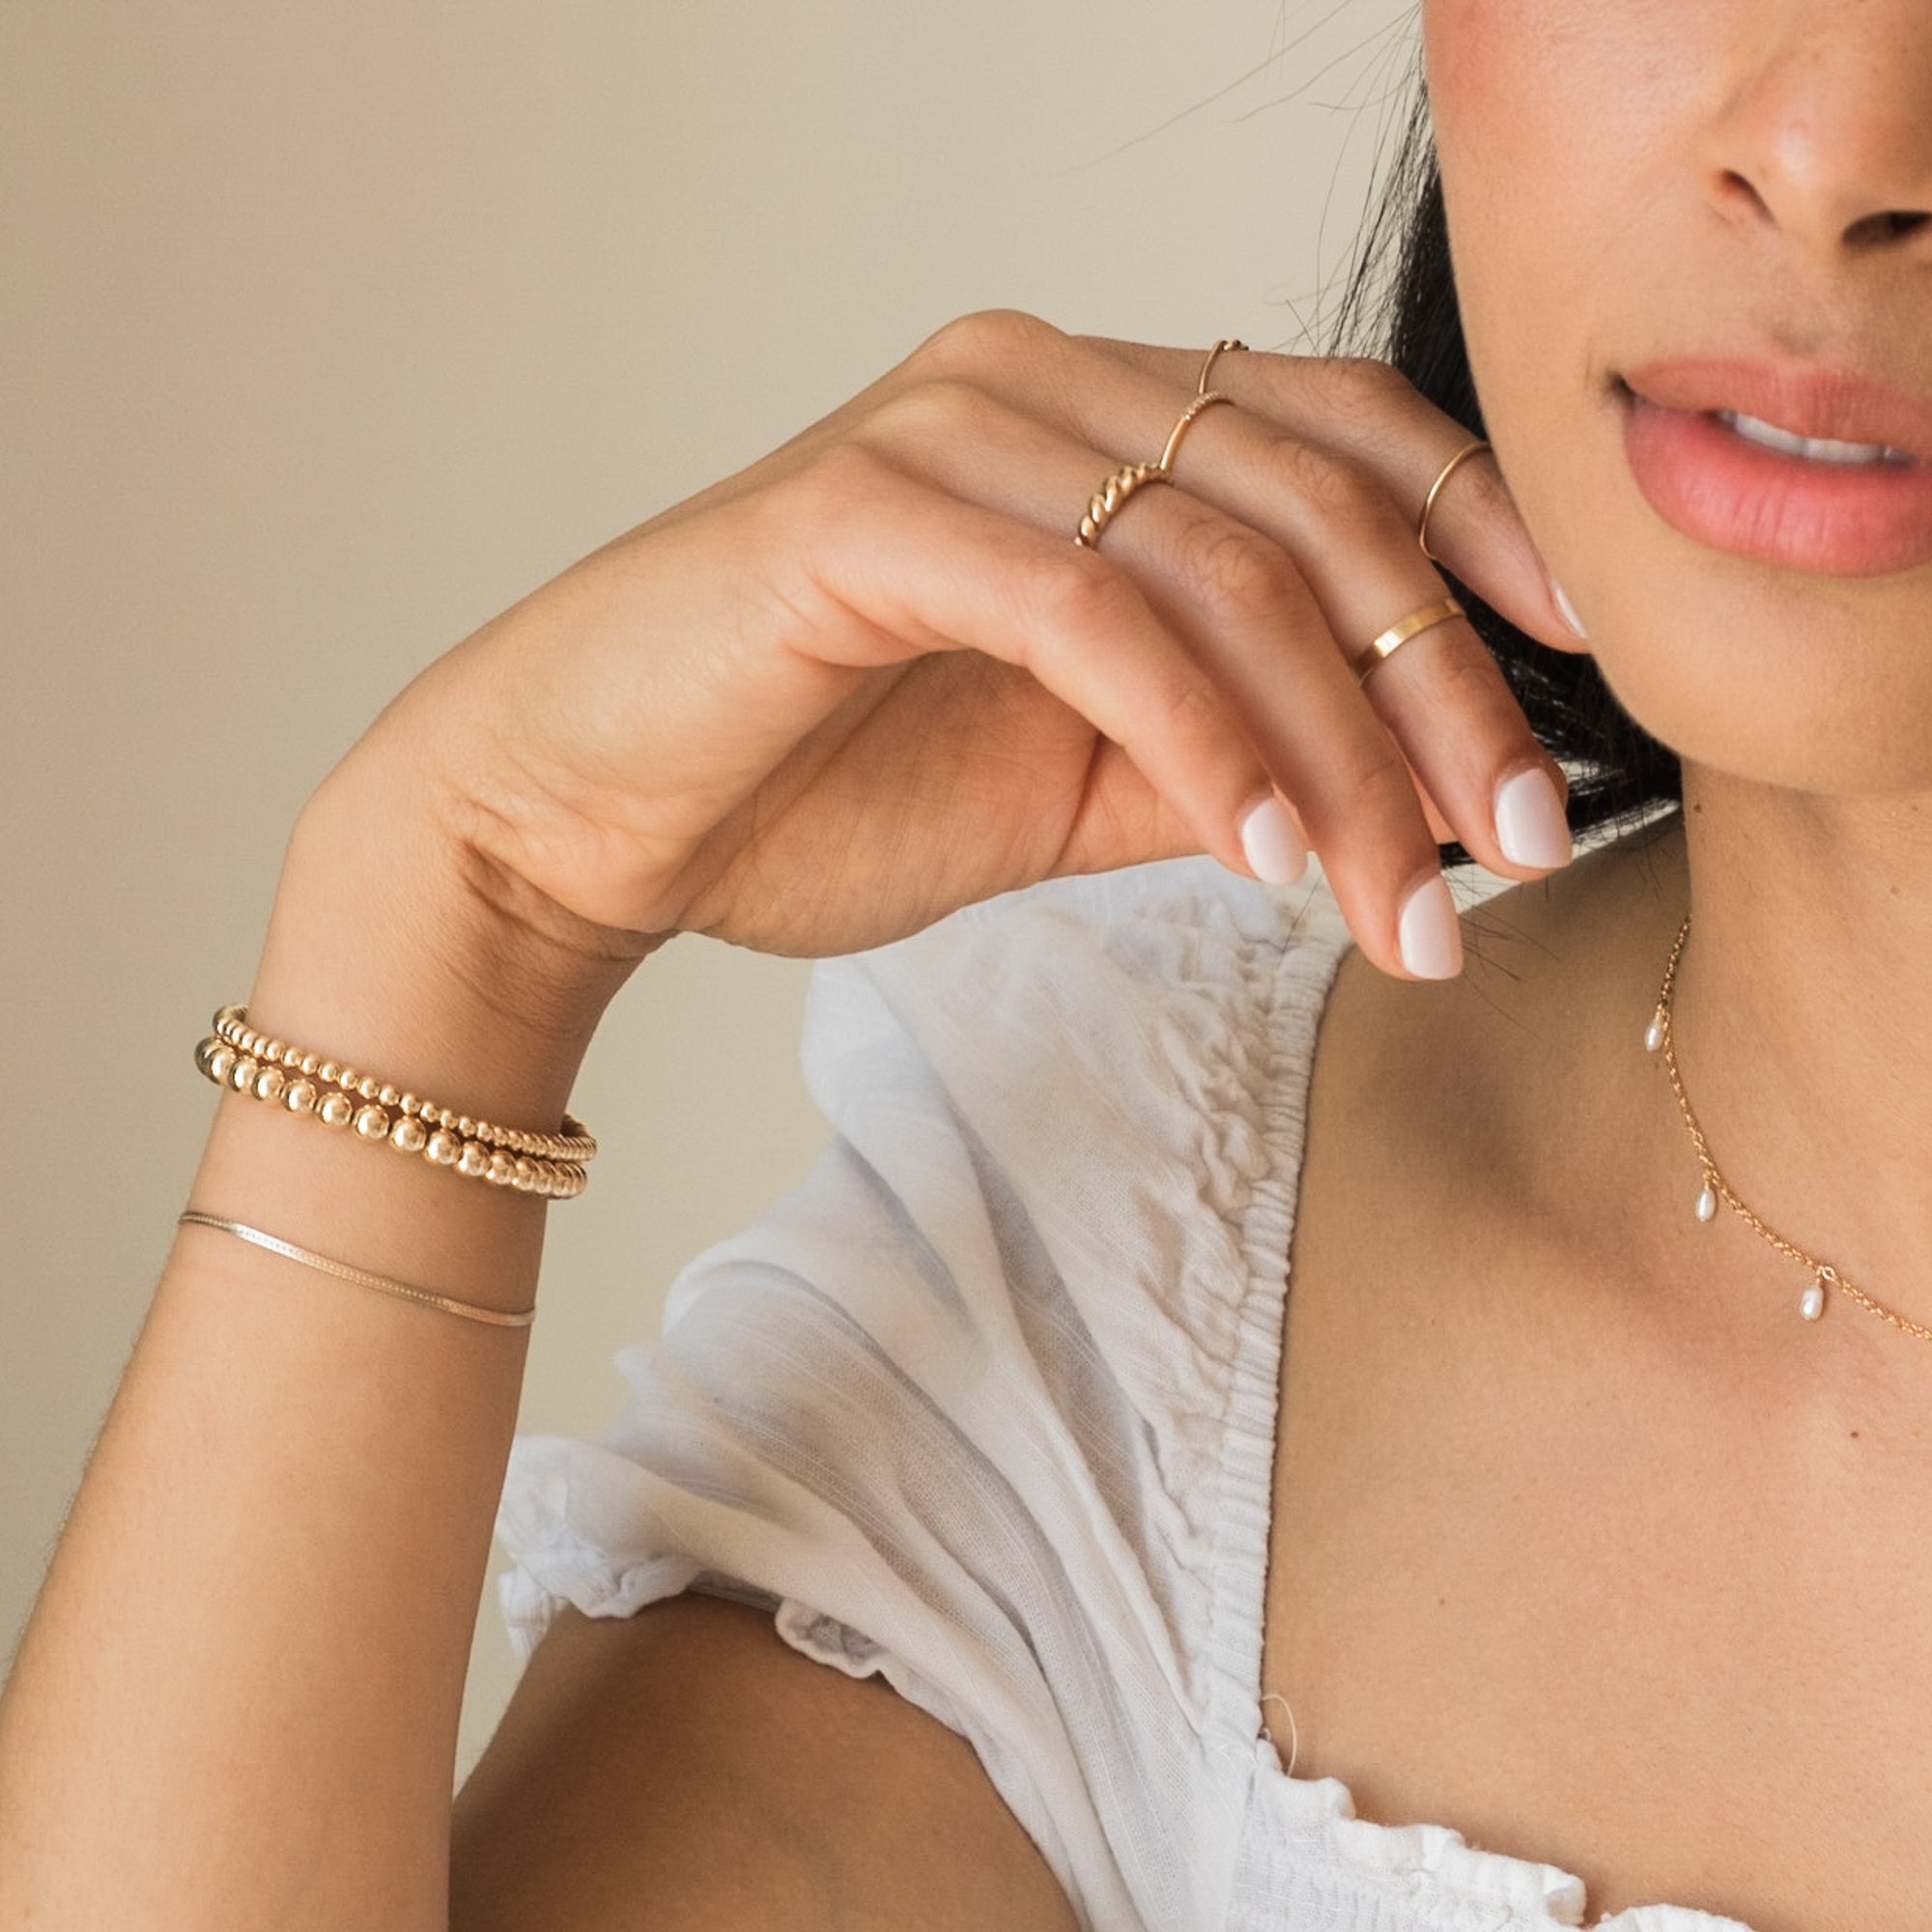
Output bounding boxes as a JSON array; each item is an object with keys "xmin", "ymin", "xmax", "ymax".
[
  {"xmin": 1239, "ymin": 796, "xmax": 1308, "ymax": 886},
  {"xmin": 1398, "ymin": 872, "xmax": 1463, "ymax": 980},
  {"xmin": 1551, "ymin": 580, "xmax": 1587, "ymax": 639},
  {"xmin": 1493, "ymin": 767, "xmax": 1574, "ymax": 869}
]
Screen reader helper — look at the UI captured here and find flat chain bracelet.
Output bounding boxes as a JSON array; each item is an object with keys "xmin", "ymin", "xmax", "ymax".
[{"xmin": 195, "ymin": 1005, "xmax": 594, "ymax": 1200}]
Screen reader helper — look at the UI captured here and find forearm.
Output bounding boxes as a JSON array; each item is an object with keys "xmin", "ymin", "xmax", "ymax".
[{"xmin": 0, "ymin": 762, "xmax": 639, "ymax": 1930}]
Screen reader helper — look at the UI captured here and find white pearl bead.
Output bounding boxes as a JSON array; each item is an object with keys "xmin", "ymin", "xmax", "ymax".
[
  {"xmin": 1800, "ymin": 1282, "xmax": 1826, "ymax": 1321},
  {"xmin": 1644, "ymin": 1014, "xmax": 1664, "ymax": 1052},
  {"xmin": 1695, "ymin": 1184, "xmax": 1719, "ymax": 1222}
]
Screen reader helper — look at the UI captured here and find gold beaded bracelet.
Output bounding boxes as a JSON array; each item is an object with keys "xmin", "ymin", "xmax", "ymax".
[{"xmin": 194, "ymin": 1006, "xmax": 595, "ymax": 1201}]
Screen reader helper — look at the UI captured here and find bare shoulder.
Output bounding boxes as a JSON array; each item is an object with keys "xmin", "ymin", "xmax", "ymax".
[{"xmin": 450, "ymin": 1592, "xmax": 1080, "ymax": 1932}]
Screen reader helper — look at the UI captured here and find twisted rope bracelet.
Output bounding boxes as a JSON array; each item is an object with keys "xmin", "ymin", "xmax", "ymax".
[{"xmin": 195, "ymin": 1005, "xmax": 594, "ymax": 1199}]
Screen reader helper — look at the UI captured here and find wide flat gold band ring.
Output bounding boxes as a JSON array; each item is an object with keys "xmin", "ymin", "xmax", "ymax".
[
  {"xmin": 1158, "ymin": 390, "xmax": 1236, "ymax": 474},
  {"xmin": 1196, "ymin": 338, "xmax": 1248, "ymax": 395},
  {"xmin": 1417, "ymin": 438, "xmax": 1492, "ymax": 563},
  {"xmin": 1075, "ymin": 461, "xmax": 1174, "ymax": 549},
  {"xmin": 1349, "ymin": 594, "xmax": 1465, "ymax": 688}
]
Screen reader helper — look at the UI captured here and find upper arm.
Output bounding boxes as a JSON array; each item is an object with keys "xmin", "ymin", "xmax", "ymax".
[{"xmin": 449, "ymin": 1592, "xmax": 1081, "ymax": 1932}]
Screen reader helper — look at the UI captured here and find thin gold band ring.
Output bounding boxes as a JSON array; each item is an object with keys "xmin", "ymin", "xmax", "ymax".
[
  {"xmin": 1349, "ymin": 594, "xmax": 1466, "ymax": 688},
  {"xmin": 1158, "ymin": 390, "xmax": 1236, "ymax": 474},
  {"xmin": 1417, "ymin": 439, "xmax": 1492, "ymax": 563},
  {"xmin": 1196, "ymin": 338, "xmax": 1248, "ymax": 396}
]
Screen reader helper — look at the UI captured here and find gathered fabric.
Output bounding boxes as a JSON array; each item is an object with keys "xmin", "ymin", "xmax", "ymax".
[{"xmin": 494, "ymin": 857, "xmax": 1750, "ymax": 1932}]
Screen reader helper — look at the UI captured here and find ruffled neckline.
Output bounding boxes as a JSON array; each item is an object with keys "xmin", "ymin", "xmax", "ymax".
[{"xmin": 1208, "ymin": 866, "xmax": 1758, "ymax": 1932}]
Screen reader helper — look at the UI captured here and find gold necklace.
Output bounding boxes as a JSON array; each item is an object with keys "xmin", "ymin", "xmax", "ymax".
[{"xmin": 1648, "ymin": 911, "xmax": 1932, "ymax": 1342}]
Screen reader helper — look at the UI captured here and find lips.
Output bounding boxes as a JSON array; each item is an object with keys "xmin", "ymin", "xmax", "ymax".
[{"xmin": 1618, "ymin": 355, "xmax": 1932, "ymax": 577}]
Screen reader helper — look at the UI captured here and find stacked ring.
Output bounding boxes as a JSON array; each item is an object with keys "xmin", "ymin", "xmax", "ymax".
[
  {"xmin": 1348, "ymin": 595, "xmax": 1465, "ymax": 689},
  {"xmin": 1074, "ymin": 461, "xmax": 1173, "ymax": 550},
  {"xmin": 1158, "ymin": 390, "xmax": 1235, "ymax": 475},
  {"xmin": 1417, "ymin": 439, "xmax": 1492, "ymax": 563},
  {"xmin": 1196, "ymin": 338, "xmax": 1248, "ymax": 395}
]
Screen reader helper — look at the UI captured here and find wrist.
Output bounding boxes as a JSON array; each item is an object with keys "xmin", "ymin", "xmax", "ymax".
[{"xmin": 248, "ymin": 753, "xmax": 645, "ymax": 1133}]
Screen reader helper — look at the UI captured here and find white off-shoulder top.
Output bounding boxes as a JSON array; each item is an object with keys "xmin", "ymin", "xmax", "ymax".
[{"xmin": 493, "ymin": 856, "xmax": 1750, "ymax": 1932}]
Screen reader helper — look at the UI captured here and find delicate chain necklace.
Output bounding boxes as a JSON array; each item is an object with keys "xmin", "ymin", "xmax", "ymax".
[{"xmin": 1648, "ymin": 912, "xmax": 1932, "ymax": 1342}]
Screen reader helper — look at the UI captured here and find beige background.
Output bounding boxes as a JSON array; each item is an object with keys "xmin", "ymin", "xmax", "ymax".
[{"xmin": 2, "ymin": 0, "xmax": 1419, "ymax": 1783}]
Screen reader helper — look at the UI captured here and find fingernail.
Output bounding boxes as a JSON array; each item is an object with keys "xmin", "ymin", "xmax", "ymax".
[
  {"xmin": 1398, "ymin": 871, "xmax": 1463, "ymax": 979},
  {"xmin": 1550, "ymin": 578, "xmax": 1587, "ymax": 639},
  {"xmin": 1239, "ymin": 795, "xmax": 1308, "ymax": 886},
  {"xmin": 1493, "ymin": 766, "xmax": 1573, "ymax": 869}
]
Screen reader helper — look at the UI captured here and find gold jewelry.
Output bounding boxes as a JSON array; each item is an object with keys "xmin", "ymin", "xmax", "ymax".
[
  {"xmin": 1074, "ymin": 460, "xmax": 1173, "ymax": 550},
  {"xmin": 194, "ymin": 1006, "xmax": 593, "ymax": 1200},
  {"xmin": 177, "ymin": 1209, "xmax": 537, "ymax": 1328},
  {"xmin": 1196, "ymin": 338, "xmax": 1248, "ymax": 396},
  {"xmin": 1348, "ymin": 594, "xmax": 1465, "ymax": 688},
  {"xmin": 1648, "ymin": 914, "xmax": 1925, "ymax": 1339},
  {"xmin": 1416, "ymin": 438, "xmax": 1492, "ymax": 564},
  {"xmin": 1157, "ymin": 391, "xmax": 1235, "ymax": 475}
]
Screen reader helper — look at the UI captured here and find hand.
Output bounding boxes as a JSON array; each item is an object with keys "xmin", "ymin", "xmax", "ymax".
[{"xmin": 351, "ymin": 310, "xmax": 1579, "ymax": 980}]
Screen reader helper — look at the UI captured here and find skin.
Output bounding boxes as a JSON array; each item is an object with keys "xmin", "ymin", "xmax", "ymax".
[
  {"xmin": 1255, "ymin": 5, "xmax": 1932, "ymax": 1924},
  {"xmin": 6, "ymin": 2, "xmax": 1931, "ymax": 1926}
]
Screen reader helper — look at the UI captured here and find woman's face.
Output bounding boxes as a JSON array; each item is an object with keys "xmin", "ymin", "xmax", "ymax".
[{"xmin": 1426, "ymin": 0, "xmax": 1932, "ymax": 796}]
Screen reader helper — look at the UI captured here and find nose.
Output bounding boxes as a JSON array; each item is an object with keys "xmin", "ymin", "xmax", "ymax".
[{"xmin": 1700, "ymin": 4, "xmax": 1932, "ymax": 265}]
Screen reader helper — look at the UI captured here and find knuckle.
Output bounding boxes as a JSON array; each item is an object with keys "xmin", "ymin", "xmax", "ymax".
[
  {"xmin": 1019, "ymin": 547, "xmax": 1146, "ymax": 643},
  {"xmin": 863, "ymin": 377, "xmax": 998, "ymax": 450},
  {"xmin": 1171, "ymin": 516, "xmax": 1307, "ymax": 627},
  {"xmin": 1420, "ymin": 625, "xmax": 1513, "ymax": 712},
  {"xmin": 914, "ymin": 307, "xmax": 1062, "ymax": 379},
  {"xmin": 1321, "ymin": 727, "xmax": 1426, "ymax": 836},
  {"xmin": 1264, "ymin": 437, "xmax": 1392, "ymax": 537},
  {"xmin": 1322, "ymin": 355, "xmax": 1413, "ymax": 419},
  {"xmin": 776, "ymin": 440, "xmax": 897, "ymax": 529}
]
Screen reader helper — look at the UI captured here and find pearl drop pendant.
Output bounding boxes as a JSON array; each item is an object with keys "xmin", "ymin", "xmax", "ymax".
[
  {"xmin": 1694, "ymin": 1183, "xmax": 1719, "ymax": 1223},
  {"xmin": 1800, "ymin": 1276, "xmax": 1828, "ymax": 1321},
  {"xmin": 1644, "ymin": 1012, "xmax": 1665, "ymax": 1053}
]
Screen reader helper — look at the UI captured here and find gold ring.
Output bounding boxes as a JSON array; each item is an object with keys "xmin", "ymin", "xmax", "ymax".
[
  {"xmin": 1416, "ymin": 439, "xmax": 1491, "ymax": 563},
  {"xmin": 1196, "ymin": 338, "xmax": 1248, "ymax": 396},
  {"xmin": 1349, "ymin": 594, "xmax": 1465, "ymax": 688},
  {"xmin": 1158, "ymin": 391, "xmax": 1236, "ymax": 474},
  {"xmin": 1075, "ymin": 461, "xmax": 1173, "ymax": 549}
]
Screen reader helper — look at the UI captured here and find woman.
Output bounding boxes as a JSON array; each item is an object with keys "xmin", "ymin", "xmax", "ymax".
[{"xmin": 4, "ymin": 0, "xmax": 1929, "ymax": 1924}]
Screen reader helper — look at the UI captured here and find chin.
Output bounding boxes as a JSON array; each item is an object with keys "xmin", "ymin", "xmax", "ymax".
[{"xmin": 1575, "ymin": 577, "xmax": 1932, "ymax": 800}]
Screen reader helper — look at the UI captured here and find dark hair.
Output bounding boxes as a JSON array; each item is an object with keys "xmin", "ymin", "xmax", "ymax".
[{"xmin": 1330, "ymin": 93, "xmax": 1683, "ymax": 867}]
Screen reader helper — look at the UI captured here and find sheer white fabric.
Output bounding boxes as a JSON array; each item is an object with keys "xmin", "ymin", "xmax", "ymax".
[{"xmin": 495, "ymin": 858, "xmax": 1751, "ymax": 1932}]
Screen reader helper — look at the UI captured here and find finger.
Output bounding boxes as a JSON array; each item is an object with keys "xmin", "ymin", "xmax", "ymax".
[
  {"xmin": 873, "ymin": 358, "xmax": 1570, "ymax": 891},
  {"xmin": 1067, "ymin": 335, "xmax": 1582, "ymax": 652},
  {"xmin": 847, "ymin": 381, "xmax": 1463, "ymax": 981},
  {"xmin": 773, "ymin": 442, "xmax": 1297, "ymax": 890}
]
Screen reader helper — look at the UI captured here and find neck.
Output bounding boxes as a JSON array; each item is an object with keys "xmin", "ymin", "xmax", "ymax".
[{"xmin": 1658, "ymin": 762, "xmax": 1932, "ymax": 1333}]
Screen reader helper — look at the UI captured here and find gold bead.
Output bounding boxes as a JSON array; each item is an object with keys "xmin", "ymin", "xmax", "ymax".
[
  {"xmin": 398, "ymin": 1093, "xmax": 419, "ymax": 1117},
  {"xmin": 254, "ymin": 1065, "xmax": 287, "ymax": 1103},
  {"xmin": 194, "ymin": 1037, "xmax": 221, "ymax": 1079},
  {"xmin": 379, "ymin": 1083, "xmax": 400, "ymax": 1108},
  {"xmin": 284, "ymin": 1079, "xmax": 319, "ymax": 1115},
  {"xmin": 318, "ymin": 1092, "xmax": 355, "ymax": 1129},
  {"xmin": 513, "ymin": 1157, "xmax": 537, "ymax": 1191},
  {"xmin": 458, "ymin": 1117, "xmax": 476, "ymax": 1139},
  {"xmin": 426, "ymin": 1128, "xmax": 462, "ymax": 1166},
  {"xmin": 390, "ymin": 1115, "xmax": 428, "ymax": 1154},
  {"xmin": 485, "ymin": 1151, "xmax": 517, "ymax": 1186},
  {"xmin": 264, "ymin": 1038, "xmax": 287, "ymax": 1065},
  {"xmin": 318, "ymin": 1061, "xmax": 341, "ymax": 1087},
  {"xmin": 335, "ymin": 1067, "xmax": 358, "ymax": 1094},
  {"xmin": 300, "ymin": 1052, "xmax": 320, "ymax": 1075},
  {"xmin": 230, "ymin": 1056, "xmax": 259, "ymax": 1092},
  {"xmin": 458, "ymin": 1142, "xmax": 490, "ymax": 1178},
  {"xmin": 354, "ymin": 1103, "xmax": 391, "ymax": 1141},
  {"xmin": 357, "ymin": 1075, "xmax": 381, "ymax": 1101}
]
